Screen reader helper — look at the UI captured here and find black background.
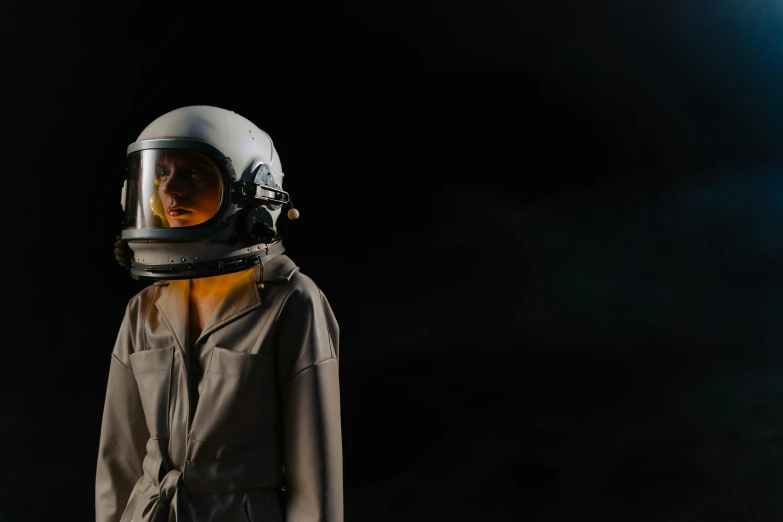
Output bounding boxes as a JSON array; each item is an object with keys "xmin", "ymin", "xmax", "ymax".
[{"xmin": 5, "ymin": 1, "xmax": 783, "ymax": 520}]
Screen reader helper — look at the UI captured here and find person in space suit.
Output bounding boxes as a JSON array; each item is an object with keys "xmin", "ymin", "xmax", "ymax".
[{"xmin": 96, "ymin": 105, "xmax": 343, "ymax": 522}]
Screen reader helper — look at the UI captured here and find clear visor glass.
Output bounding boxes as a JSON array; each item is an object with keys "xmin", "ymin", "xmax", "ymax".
[{"xmin": 123, "ymin": 149, "xmax": 225, "ymax": 230}]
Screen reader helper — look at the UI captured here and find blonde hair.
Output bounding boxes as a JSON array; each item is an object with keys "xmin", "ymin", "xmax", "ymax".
[{"xmin": 150, "ymin": 177, "xmax": 170, "ymax": 228}]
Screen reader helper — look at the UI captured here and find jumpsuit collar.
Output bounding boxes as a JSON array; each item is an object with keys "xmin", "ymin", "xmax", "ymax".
[{"xmin": 152, "ymin": 250, "xmax": 299, "ymax": 350}]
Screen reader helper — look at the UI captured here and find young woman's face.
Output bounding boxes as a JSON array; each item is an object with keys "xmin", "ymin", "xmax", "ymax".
[{"xmin": 155, "ymin": 150, "xmax": 223, "ymax": 228}]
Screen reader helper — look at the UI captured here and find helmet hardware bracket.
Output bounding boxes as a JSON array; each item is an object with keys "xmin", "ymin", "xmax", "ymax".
[{"xmin": 230, "ymin": 179, "xmax": 290, "ymax": 207}]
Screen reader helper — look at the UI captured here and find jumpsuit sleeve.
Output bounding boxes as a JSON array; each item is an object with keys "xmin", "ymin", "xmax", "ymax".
[
  {"xmin": 275, "ymin": 279, "xmax": 343, "ymax": 522},
  {"xmin": 95, "ymin": 306, "xmax": 149, "ymax": 522}
]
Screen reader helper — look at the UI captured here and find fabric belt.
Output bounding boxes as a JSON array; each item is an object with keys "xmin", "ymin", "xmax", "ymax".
[
  {"xmin": 139, "ymin": 459, "xmax": 282, "ymax": 521},
  {"xmin": 140, "ymin": 469, "xmax": 192, "ymax": 522}
]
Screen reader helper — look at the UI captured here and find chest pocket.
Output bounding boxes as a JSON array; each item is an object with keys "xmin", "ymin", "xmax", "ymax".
[
  {"xmin": 189, "ymin": 346, "xmax": 277, "ymax": 446},
  {"xmin": 129, "ymin": 347, "xmax": 174, "ymax": 439}
]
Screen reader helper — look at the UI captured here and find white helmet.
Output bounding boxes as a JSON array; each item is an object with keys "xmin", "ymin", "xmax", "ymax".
[{"xmin": 119, "ymin": 105, "xmax": 298, "ymax": 281}]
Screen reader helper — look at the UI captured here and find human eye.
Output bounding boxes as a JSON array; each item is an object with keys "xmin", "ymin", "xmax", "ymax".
[
  {"xmin": 189, "ymin": 166, "xmax": 210, "ymax": 180},
  {"xmin": 157, "ymin": 166, "xmax": 171, "ymax": 179}
]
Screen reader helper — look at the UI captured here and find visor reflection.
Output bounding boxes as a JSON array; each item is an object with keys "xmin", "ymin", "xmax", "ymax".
[{"xmin": 126, "ymin": 149, "xmax": 224, "ymax": 229}]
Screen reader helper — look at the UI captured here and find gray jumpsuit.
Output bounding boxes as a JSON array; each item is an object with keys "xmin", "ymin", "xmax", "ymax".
[{"xmin": 96, "ymin": 252, "xmax": 342, "ymax": 522}]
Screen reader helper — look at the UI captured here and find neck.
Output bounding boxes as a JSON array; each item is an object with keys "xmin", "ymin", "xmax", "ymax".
[{"xmin": 190, "ymin": 268, "xmax": 253, "ymax": 296}]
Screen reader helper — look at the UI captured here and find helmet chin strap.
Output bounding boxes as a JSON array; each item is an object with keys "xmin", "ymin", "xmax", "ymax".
[{"xmin": 253, "ymin": 239, "xmax": 285, "ymax": 288}]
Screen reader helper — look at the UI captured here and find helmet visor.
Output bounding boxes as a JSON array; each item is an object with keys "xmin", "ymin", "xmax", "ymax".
[{"xmin": 123, "ymin": 148, "xmax": 224, "ymax": 230}]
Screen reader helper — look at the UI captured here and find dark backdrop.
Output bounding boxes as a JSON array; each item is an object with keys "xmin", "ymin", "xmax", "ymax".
[{"xmin": 4, "ymin": 1, "xmax": 783, "ymax": 521}]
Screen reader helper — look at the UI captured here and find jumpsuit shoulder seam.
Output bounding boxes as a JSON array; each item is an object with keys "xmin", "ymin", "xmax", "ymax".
[
  {"xmin": 319, "ymin": 289, "xmax": 337, "ymax": 361},
  {"xmin": 111, "ymin": 352, "xmax": 133, "ymax": 371},
  {"xmin": 288, "ymin": 357, "xmax": 338, "ymax": 382}
]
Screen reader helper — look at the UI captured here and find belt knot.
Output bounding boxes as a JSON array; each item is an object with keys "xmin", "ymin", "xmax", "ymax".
[{"xmin": 140, "ymin": 469, "xmax": 192, "ymax": 521}]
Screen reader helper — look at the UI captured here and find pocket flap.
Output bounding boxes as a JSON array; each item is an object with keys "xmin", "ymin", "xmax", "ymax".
[{"xmin": 129, "ymin": 347, "xmax": 174, "ymax": 376}]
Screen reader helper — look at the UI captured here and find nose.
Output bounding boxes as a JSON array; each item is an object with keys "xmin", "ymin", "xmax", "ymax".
[{"xmin": 160, "ymin": 169, "xmax": 188, "ymax": 197}]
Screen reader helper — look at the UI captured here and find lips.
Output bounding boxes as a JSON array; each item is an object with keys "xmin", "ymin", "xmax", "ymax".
[{"xmin": 167, "ymin": 206, "xmax": 192, "ymax": 217}]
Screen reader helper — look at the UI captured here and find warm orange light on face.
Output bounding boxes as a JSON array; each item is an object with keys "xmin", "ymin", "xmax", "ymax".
[{"xmin": 153, "ymin": 150, "xmax": 223, "ymax": 228}]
